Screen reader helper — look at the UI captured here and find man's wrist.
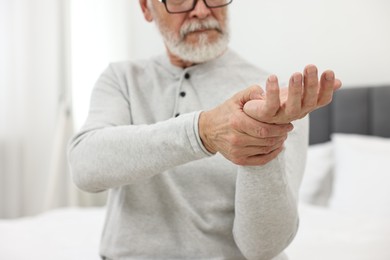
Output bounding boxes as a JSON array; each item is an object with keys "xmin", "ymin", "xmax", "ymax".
[{"xmin": 199, "ymin": 111, "xmax": 217, "ymax": 154}]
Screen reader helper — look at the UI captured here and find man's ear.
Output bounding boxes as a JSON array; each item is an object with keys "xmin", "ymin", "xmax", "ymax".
[{"xmin": 139, "ymin": 0, "xmax": 153, "ymax": 22}]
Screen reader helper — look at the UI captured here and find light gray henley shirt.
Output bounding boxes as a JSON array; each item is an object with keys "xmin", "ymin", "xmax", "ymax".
[{"xmin": 68, "ymin": 49, "xmax": 308, "ymax": 260}]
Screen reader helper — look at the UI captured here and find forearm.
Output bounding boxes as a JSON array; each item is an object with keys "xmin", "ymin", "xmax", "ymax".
[
  {"xmin": 233, "ymin": 117, "xmax": 308, "ymax": 259},
  {"xmin": 68, "ymin": 112, "xmax": 210, "ymax": 192},
  {"xmin": 233, "ymin": 153, "xmax": 298, "ymax": 260}
]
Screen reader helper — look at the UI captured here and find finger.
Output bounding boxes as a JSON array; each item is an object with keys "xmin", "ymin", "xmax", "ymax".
[
  {"xmin": 237, "ymin": 139, "xmax": 286, "ymax": 158},
  {"xmin": 240, "ymin": 115, "xmax": 293, "ymax": 138},
  {"xmin": 264, "ymin": 75, "xmax": 281, "ymax": 117},
  {"xmin": 241, "ymin": 146, "xmax": 284, "ymax": 166},
  {"xmin": 236, "ymin": 134, "xmax": 287, "ymax": 148},
  {"xmin": 285, "ymin": 72, "xmax": 303, "ymax": 118},
  {"xmin": 302, "ymin": 65, "xmax": 319, "ymax": 112},
  {"xmin": 334, "ymin": 78, "xmax": 342, "ymax": 90},
  {"xmin": 317, "ymin": 70, "xmax": 335, "ymax": 107}
]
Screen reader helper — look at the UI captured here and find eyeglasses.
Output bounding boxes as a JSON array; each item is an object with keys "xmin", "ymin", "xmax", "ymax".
[{"xmin": 157, "ymin": 0, "xmax": 233, "ymax": 14}]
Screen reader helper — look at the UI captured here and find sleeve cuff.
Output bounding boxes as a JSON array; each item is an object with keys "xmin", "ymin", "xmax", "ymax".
[{"xmin": 188, "ymin": 111, "xmax": 214, "ymax": 157}]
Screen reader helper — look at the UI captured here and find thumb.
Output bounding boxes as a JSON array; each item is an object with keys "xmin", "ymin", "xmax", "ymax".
[
  {"xmin": 238, "ymin": 85, "xmax": 265, "ymax": 104},
  {"xmin": 243, "ymin": 99, "xmax": 265, "ymax": 120}
]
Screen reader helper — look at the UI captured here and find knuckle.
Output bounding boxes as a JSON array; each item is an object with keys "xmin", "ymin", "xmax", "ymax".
[
  {"xmin": 255, "ymin": 146, "xmax": 271, "ymax": 155},
  {"xmin": 257, "ymin": 127, "xmax": 269, "ymax": 137},
  {"xmin": 263, "ymin": 146, "xmax": 275, "ymax": 154},
  {"xmin": 266, "ymin": 137, "xmax": 280, "ymax": 146}
]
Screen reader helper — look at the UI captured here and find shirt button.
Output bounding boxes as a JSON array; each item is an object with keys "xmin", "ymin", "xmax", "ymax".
[
  {"xmin": 184, "ymin": 73, "xmax": 190, "ymax": 79},
  {"xmin": 179, "ymin": 91, "xmax": 186, "ymax": 98},
  {"xmin": 175, "ymin": 113, "xmax": 180, "ymax": 117}
]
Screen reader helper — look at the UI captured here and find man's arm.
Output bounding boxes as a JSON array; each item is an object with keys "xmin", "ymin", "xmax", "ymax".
[
  {"xmin": 200, "ymin": 65, "xmax": 341, "ymax": 259},
  {"xmin": 197, "ymin": 84, "xmax": 303, "ymax": 260},
  {"xmin": 68, "ymin": 65, "xmax": 292, "ymax": 194},
  {"xmin": 233, "ymin": 117, "xmax": 308, "ymax": 260},
  {"xmin": 68, "ymin": 65, "xmax": 212, "ymax": 193}
]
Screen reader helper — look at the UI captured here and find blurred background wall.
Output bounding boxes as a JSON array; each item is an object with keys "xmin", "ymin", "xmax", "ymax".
[
  {"xmin": 1, "ymin": 0, "xmax": 389, "ymax": 218},
  {"xmin": 71, "ymin": 0, "xmax": 390, "ymax": 129}
]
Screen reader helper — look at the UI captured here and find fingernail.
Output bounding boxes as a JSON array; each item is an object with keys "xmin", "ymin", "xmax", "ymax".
[
  {"xmin": 325, "ymin": 71, "xmax": 335, "ymax": 81},
  {"xmin": 306, "ymin": 65, "xmax": 317, "ymax": 76},
  {"xmin": 268, "ymin": 74, "xmax": 278, "ymax": 83},
  {"xmin": 293, "ymin": 73, "xmax": 302, "ymax": 83}
]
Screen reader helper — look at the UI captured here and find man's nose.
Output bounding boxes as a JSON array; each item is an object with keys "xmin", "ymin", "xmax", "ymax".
[{"xmin": 189, "ymin": 0, "xmax": 211, "ymax": 19}]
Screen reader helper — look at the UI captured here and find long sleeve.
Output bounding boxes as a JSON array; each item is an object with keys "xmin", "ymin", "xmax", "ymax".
[
  {"xmin": 68, "ymin": 65, "xmax": 210, "ymax": 193},
  {"xmin": 233, "ymin": 116, "xmax": 309, "ymax": 260}
]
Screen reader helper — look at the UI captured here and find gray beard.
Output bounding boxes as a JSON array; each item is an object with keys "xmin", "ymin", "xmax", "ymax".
[
  {"xmin": 164, "ymin": 29, "xmax": 230, "ymax": 63},
  {"xmin": 152, "ymin": 13, "xmax": 230, "ymax": 63}
]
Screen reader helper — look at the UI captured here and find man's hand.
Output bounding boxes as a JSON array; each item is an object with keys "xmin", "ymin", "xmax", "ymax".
[
  {"xmin": 243, "ymin": 65, "xmax": 342, "ymax": 124},
  {"xmin": 199, "ymin": 87, "xmax": 294, "ymax": 166}
]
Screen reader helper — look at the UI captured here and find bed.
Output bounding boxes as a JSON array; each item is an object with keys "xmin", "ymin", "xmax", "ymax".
[
  {"xmin": 1, "ymin": 86, "xmax": 390, "ymax": 260},
  {"xmin": 286, "ymin": 85, "xmax": 390, "ymax": 259}
]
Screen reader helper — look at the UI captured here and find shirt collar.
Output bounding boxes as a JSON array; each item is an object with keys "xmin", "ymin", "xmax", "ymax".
[{"xmin": 155, "ymin": 48, "xmax": 236, "ymax": 77}]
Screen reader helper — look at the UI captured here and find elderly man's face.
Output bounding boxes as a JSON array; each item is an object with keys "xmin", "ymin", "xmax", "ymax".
[{"xmin": 141, "ymin": 0, "xmax": 230, "ymax": 64}]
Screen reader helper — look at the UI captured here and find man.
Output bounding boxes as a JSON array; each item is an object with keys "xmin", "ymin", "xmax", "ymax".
[{"xmin": 68, "ymin": 0, "xmax": 341, "ymax": 259}]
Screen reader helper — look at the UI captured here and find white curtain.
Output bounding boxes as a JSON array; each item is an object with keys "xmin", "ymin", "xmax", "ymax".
[
  {"xmin": 0, "ymin": 0, "xmax": 106, "ymax": 219},
  {"xmin": 70, "ymin": 0, "xmax": 138, "ymax": 129}
]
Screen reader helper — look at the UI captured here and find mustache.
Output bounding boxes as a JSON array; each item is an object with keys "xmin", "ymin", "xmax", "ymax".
[{"xmin": 180, "ymin": 18, "xmax": 223, "ymax": 38}]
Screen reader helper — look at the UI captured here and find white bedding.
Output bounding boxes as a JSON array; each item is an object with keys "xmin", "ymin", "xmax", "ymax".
[
  {"xmin": 0, "ymin": 207, "xmax": 104, "ymax": 260},
  {"xmin": 288, "ymin": 134, "xmax": 390, "ymax": 260},
  {"xmin": 0, "ymin": 204, "xmax": 389, "ymax": 260},
  {"xmin": 286, "ymin": 203, "xmax": 390, "ymax": 260}
]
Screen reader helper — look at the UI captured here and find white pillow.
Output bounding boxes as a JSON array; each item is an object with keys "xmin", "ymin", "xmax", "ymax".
[
  {"xmin": 300, "ymin": 142, "xmax": 333, "ymax": 206},
  {"xmin": 329, "ymin": 133, "xmax": 390, "ymax": 216}
]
